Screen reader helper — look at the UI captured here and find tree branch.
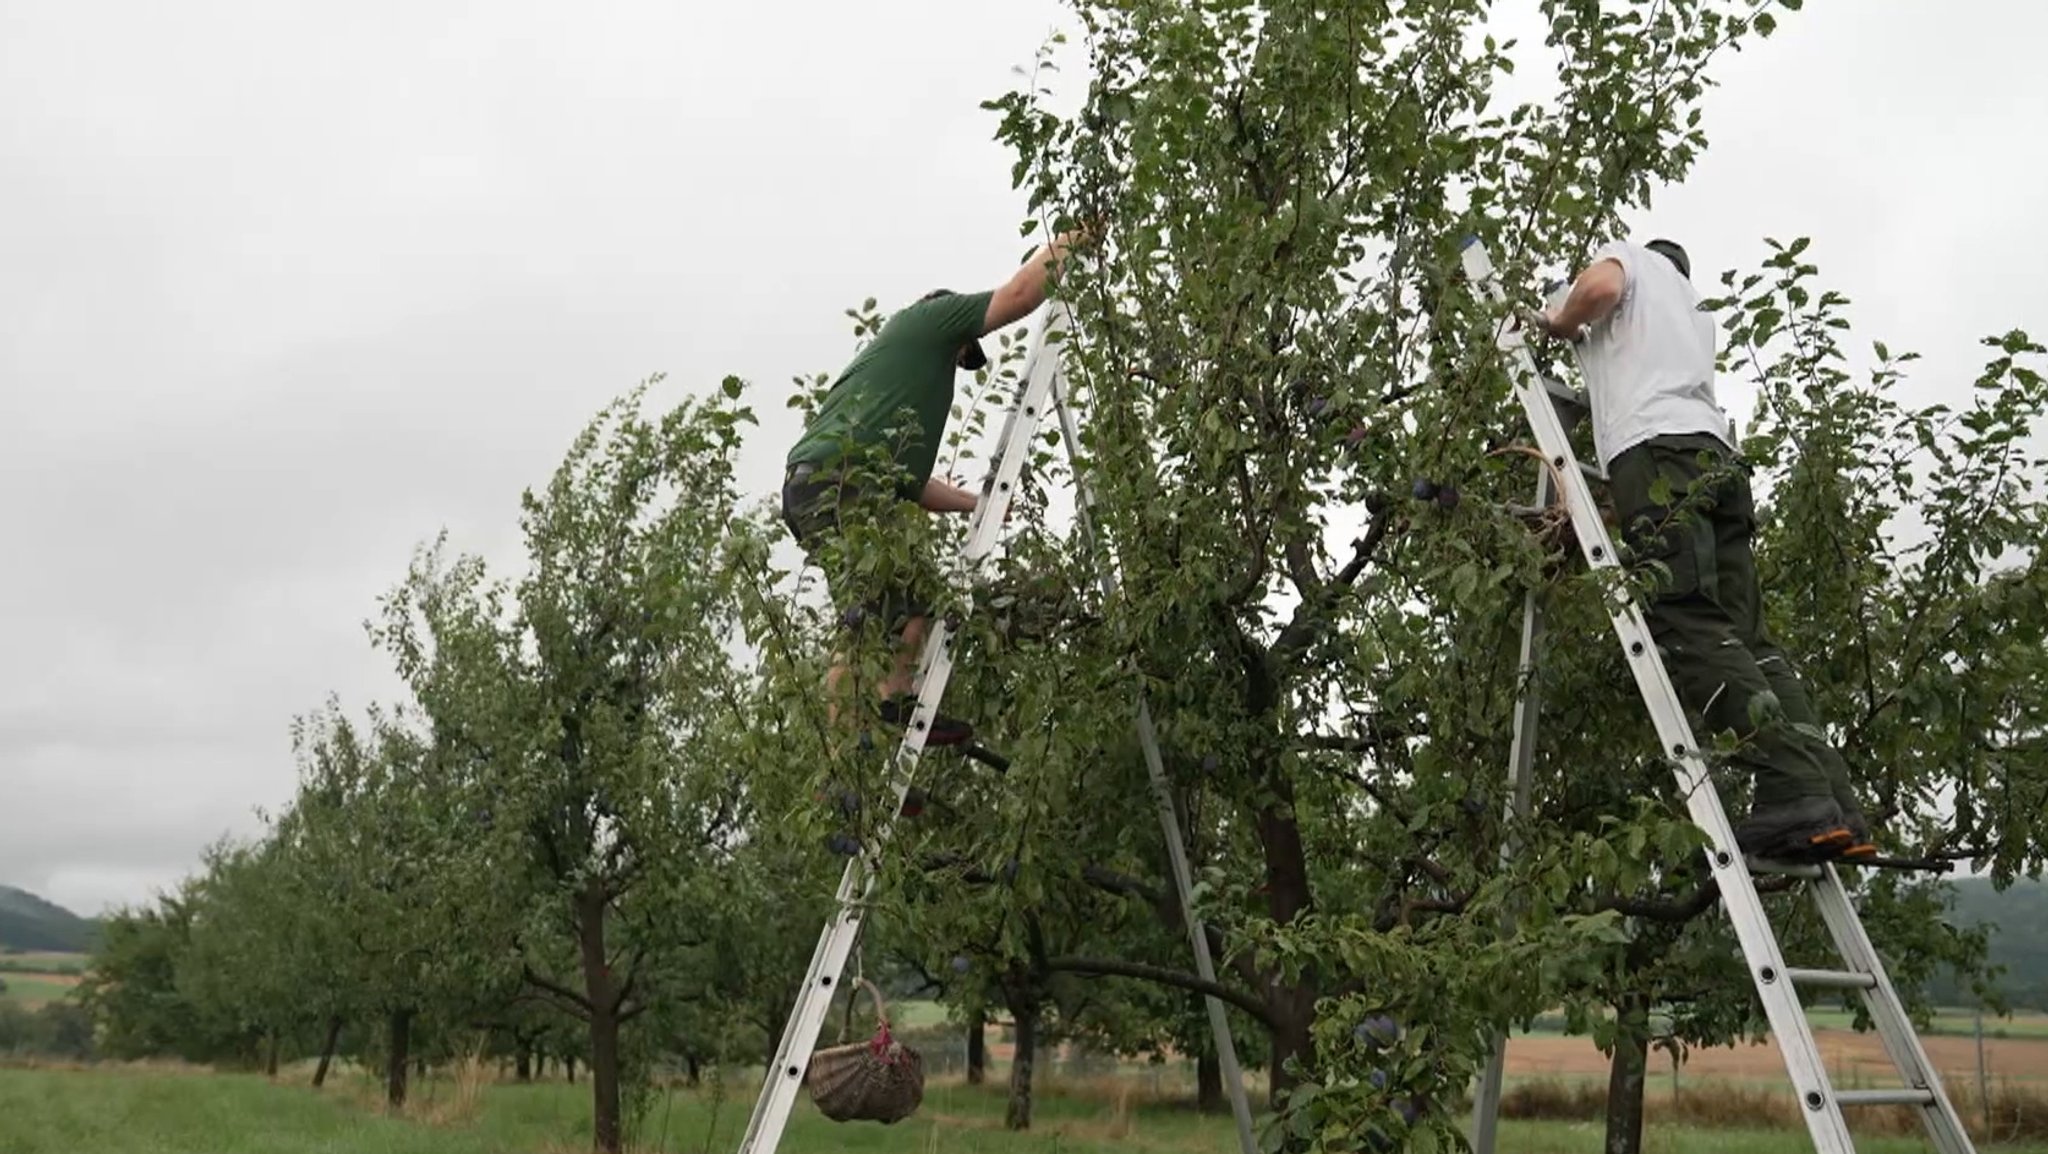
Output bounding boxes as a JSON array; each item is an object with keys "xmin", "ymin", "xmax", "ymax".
[
  {"xmin": 1294, "ymin": 717, "xmax": 1426, "ymax": 754},
  {"xmin": 1080, "ymin": 863, "xmax": 1161, "ymax": 903},
  {"xmin": 1076, "ymin": 864, "xmax": 1261, "ymax": 988},
  {"xmin": 1595, "ymin": 873, "xmax": 1797, "ymax": 923},
  {"xmin": 1042, "ymin": 956, "xmax": 1276, "ymax": 1028},
  {"xmin": 1271, "ymin": 504, "xmax": 1399, "ymax": 667},
  {"xmin": 521, "ymin": 964, "xmax": 594, "ymax": 1017}
]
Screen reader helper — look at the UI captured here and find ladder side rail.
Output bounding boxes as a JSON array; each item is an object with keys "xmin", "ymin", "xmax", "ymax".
[
  {"xmin": 1458, "ymin": 239, "xmax": 1854, "ymax": 1154},
  {"xmin": 1809, "ymin": 867, "xmax": 1978, "ymax": 1154},
  {"xmin": 1045, "ymin": 304, "xmax": 1261, "ymax": 1154},
  {"xmin": 1472, "ymin": 466, "xmax": 1555, "ymax": 1154},
  {"xmin": 735, "ymin": 304, "xmax": 1068, "ymax": 1154}
]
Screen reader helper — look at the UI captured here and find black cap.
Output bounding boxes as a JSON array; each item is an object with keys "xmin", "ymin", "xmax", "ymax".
[
  {"xmin": 1646, "ymin": 239, "xmax": 1690, "ymax": 280},
  {"xmin": 923, "ymin": 288, "xmax": 988, "ymax": 372}
]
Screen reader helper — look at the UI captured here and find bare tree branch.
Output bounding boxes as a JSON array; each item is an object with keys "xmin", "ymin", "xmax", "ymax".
[
  {"xmin": 521, "ymin": 964, "xmax": 594, "ymax": 1016},
  {"xmin": 1271, "ymin": 505, "xmax": 1399, "ymax": 667},
  {"xmin": 1594, "ymin": 874, "xmax": 1797, "ymax": 923},
  {"xmin": 1042, "ymin": 956, "xmax": 1276, "ymax": 1028}
]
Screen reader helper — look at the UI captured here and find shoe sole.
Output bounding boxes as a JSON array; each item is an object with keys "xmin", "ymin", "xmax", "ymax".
[{"xmin": 1739, "ymin": 824, "xmax": 1853, "ymax": 864}]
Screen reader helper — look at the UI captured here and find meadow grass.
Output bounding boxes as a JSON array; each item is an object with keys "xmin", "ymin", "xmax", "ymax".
[
  {"xmin": 0, "ymin": 952, "xmax": 89, "ymax": 975},
  {"xmin": 0, "ymin": 974, "xmax": 80, "ymax": 1008},
  {"xmin": 1801, "ymin": 1006, "xmax": 2048, "ymax": 1040},
  {"xmin": 4, "ymin": 1063, "xmax": 2047, "ymax": 1154}
]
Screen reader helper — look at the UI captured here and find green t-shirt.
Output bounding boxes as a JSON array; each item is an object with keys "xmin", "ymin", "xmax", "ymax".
[{"xmin": 788, "ymin": 289, "xmax": 993, "ymax": 499}]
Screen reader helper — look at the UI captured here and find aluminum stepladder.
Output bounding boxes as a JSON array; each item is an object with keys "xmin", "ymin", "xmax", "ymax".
[
  {"xmin": 1458, "ymin": 238, "xmax": 1975, "ymax": 1154},
  {"xmin": 737, "ymin": 301, "xmax": 1260, "ymax": 1154}
]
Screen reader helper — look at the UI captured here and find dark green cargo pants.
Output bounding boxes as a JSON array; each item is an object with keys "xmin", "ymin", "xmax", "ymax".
[{"xmin": 1607, "ymin": 433, "xmax": 1862, "ymax": 821}]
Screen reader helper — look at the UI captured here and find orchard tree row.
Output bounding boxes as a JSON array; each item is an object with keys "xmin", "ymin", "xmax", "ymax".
[{"xmin": 78, "ymin": 1, "xmax": 2048, "ymax": 1153}]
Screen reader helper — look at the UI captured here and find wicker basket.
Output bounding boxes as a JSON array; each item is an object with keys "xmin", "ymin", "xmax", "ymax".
[{"xmin": 806, "ymin": 979, "xmax": 925, "ymax": 1124}]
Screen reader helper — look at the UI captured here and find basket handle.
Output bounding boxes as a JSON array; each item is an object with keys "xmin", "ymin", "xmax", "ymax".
[
  {"xmin": 855, "ymin": 978, "xmax": 893, "ymax": 1030},
  {"xmin": 833, "ymin": 977, "xmax": 895, "ymax": 1045}
]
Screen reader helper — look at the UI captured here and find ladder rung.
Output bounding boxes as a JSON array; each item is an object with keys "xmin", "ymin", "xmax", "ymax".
[
  {"xmin": 1836, "ymin": 1088, "xmax": 1937, "ymax": 1108},
  {"xmin": 1744, "ymin": 856, "xmax": 1823, "ymax": 879},
  {"xmin": 1788, "ymin": 967, "xmax": 1877, "ymax": 991}
]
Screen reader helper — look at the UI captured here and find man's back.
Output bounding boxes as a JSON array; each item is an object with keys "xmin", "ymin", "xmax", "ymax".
[
  {"xmin": 787, "ymin": 290, "xmax": 992, "ymax": 497},
  {"xmin": 1575, "ymin": 240, "xmax": 1728, "ymax": 469}
]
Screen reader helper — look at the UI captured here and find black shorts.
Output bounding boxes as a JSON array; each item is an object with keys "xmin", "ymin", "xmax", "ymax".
[{"xmin": 781, "ymin": 462, "xmax": 936, "ymax": 632}]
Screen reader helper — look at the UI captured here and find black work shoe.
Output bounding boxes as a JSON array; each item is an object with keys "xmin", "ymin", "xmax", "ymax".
[
  {"xmin": 877, "ymin": 695, "xmax": 974, "ymax": 748},
  {"xmin": 1734, "ymin": 795, "xmax": 1852, "ymax": 861}
]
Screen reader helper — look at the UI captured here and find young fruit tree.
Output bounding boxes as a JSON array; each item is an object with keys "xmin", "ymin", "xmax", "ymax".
[{"xmin": 371, "ymin": 382, "xmax": 770, "ymax": 1153}]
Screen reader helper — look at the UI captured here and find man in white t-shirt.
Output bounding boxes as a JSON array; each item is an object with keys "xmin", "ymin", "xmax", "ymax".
[{"xmin": 1526, "ymin": 238, "xmax": 1874, "ymax": 863}]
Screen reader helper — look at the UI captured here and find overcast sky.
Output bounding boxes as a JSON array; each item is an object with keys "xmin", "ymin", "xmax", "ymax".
[{"xmin": 3, "ymin": 1, "xmax": 2041, "ymax": 917}]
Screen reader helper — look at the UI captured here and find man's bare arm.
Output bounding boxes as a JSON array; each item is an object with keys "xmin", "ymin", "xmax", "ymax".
[
  {"xmin": 918, "ymin": 477, "xmax": 979, "ymax": 514},
  {"xmin": 981, "ymin": 225, "xmax": 1099, "ymax": 334},
  {"xmin": 1536, "ymin": 257, "xmax": 1626, "ymax": 339}
]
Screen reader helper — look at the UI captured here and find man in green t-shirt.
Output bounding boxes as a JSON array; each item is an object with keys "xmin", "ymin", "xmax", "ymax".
[{"xmin": 784, "ymin": 227, "xmax": 1094, "ymax": 746}]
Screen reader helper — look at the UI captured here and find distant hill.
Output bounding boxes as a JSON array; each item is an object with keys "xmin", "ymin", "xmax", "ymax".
[
  {"xmin": 0, "ymin": 886, "xmax": 97, "ymax": 954},
  {"xmin": 1927, "ymin": 875, "xmax": 2048, "ymax": 1011}
]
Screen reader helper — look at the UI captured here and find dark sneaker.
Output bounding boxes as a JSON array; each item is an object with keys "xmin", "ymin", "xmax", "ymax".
[
  {"xmin": 877, "ymin": 695, "xmax": 974, "ymax": 747},
  {"xmin": 1734, "ymin": 795, "xmax": 1852, "ymax": 861}
]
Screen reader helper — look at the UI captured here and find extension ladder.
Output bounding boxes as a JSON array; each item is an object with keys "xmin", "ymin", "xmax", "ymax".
[
  {"xmin": 737, "ymin": 302, "xmax": 1260, "ymax": 1154},
  {"xmin": 1460, "ymin": 238, "xmax": 1975, "ymax": 1154}
]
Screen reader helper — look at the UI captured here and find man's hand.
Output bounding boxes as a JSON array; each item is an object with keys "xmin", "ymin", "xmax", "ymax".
[{"xmin": 1520, "ymin": 306, "xmax": 1586, "ymax": 344}]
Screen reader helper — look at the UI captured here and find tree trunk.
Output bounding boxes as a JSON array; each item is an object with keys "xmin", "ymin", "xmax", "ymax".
[
  {"xmin": 1267, "ymin": 990, "xmax": 1317, "ymax": 1109},
  {"xmin": 578, "ymin": 883, "xmax": 624, "ymax": 1154},
  {"xmin": 387, "ymin": 1008, "xmax": 414, "ymax": 1108},
  {"xmin": 1006, "ymin": 1002, "xmax": 1039, "ymax": 1131},
  {"xmin": 967, "ymin": 1012, "xmax": 986, "ymax": 1085},
  {"xmin": 1198, "ymin": 1046, "xmax": 1224, "ymax": 1114},
  {"xmin": 685, "ymin": 1053, "xmax": 702, "ymax": 1087},
  {"xmin": 515, "ymin": 1045, "xmax": 533, "ymax": 1083},
  {"xmin": 1604, "ymin": 995, "xmax": 1650, "ymax": 1154},
  {"xmin": 265, "ymin": 1030, "xmax": 280, "ymax": 1078},
  {"xmin": 568, "ymin": 1055, "xmax": 578, "ymax": 1084},
  {"xmin": 1255, "ymin": 764, "xmax": 1317, "ymax": 1106},
  {"xmin": 313, "ymin": 1016, "xmax": 343, "ymax": 1089}
]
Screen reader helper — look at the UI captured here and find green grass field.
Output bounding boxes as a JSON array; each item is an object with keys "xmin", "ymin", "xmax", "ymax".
[
  {"xmin": 0, "ymin": 1064, "xmax": 2043, "ymax": 1154},
  {"xmin": 0, "ymin": 973, "xmax": 80, "ymax": 1008},
  {"xmin": 1800, "ymin": 1006, "xmax": 2048, "ymax": 1041},
  {"xmin": 0, "ymin": 952, "xmax": 89, "ymax": 976}
]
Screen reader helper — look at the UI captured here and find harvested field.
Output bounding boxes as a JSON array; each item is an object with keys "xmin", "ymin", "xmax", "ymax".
[{"xmin": 1500, "ymin": 1030, "xmax": 2048, "ymax": 1085}]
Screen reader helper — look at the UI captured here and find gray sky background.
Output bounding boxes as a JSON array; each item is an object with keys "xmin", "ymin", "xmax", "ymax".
[{"xmin": 3, "ymin": 1, "xmax": 2041, "ymax": 917}]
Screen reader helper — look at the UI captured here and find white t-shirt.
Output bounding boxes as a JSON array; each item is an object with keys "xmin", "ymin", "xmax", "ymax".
[{"xmin": 1573, "ymin": 240, "xmax": 1731, "ymax": 470}]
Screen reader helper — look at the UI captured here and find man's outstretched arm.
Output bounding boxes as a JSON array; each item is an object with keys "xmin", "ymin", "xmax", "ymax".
[
  {"xmin": 980, "ymin": 225, "xmax": 1099, "ymax": 334},
  {"xmin": 919, "ymin": 477, "xmax": 979, "ymax": 514},
  {"xmin": 1531, "ymin": 256, "xmax": 1626, "ymax": 340}
]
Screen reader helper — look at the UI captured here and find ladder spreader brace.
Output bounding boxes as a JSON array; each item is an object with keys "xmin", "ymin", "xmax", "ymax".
[
  {"xmin": 737, "ymin": 303, "xmax": 1261, "ymax": 1154},
  {"xmin": 1459, "ymin": 238, "xmax": 1975, "ymax": 1154}
]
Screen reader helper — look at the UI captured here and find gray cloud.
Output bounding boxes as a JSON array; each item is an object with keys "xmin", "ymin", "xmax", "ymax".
[{"xmin": 2, "ymin": 0, "xmax": 2041, "ymax": 915}]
